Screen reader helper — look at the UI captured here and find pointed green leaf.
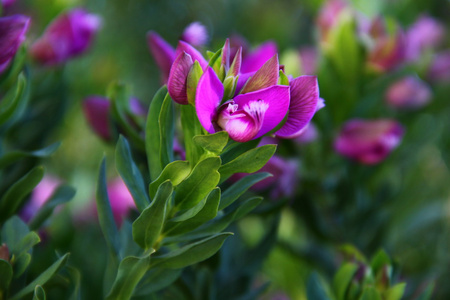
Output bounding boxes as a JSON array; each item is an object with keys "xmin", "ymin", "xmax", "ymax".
[
  {"xmin": 133, "ymin": 180, "xmax": 173, "ymax": 251},
  {"xmin": 66, "ymin": 266, "xmax": 81, "ymax": 300},
  {"xmin": 370, "ymin": 249, "xmax": 391, "ymax": 275},
  {"xmin": 105, "ymin": 255, "xmax": 151, "ymax": 300},
  {"xmin": 14, "ymin": 232, "xmax": 40, "ymax": 258},
  {"xmin": 360, "ymin": 286, "xmax": 382, "ymax": 300},
  {"xmin": 149, "ymin": 160, "xmax": 191, "ymax": 199},
  {"xmin": 29, "ymin": 185, "xmax": 75, "ymax": 230},
  {"xmin": 159, "ymin": 93, "xmax": 174, "ymax": 169},
  {"xmin": 219, "ymin": 145, "xmax": 276, "ymax": 182},
  {"xmin": 174, "ymin": 157, "xmax": 221, "ymax": 210},
  {"xmin": 332, "ymin": 263, "xmax": 358, "ymax": 300},
  {"xmin": 385, "ymin": 283, "xmax": 406, "ymax": 300},
  {"xmin": 1, "ymin": 216, "xmax": 29, "ymax": 253},
  {"xmin": 116, "ymin": 136, "xmax": 150, "ymax": 212},
  {"xmin": 0, "ymin": 72, "xmax": 27, "ymax": 126},
  {"xmin": 307, "ymin": 273, "xmax": 331, "ymax": 300},
  {"xmin": 134, "ymin": 268, "xmax": 182, "ymax": 296},
  {"xmin": 14, "ymin": 253, "xmax": 31, "ymax": 278},
  {"xmin": 152, "ymin": 232, "xmax": 232, "ymax": 269},
  {"xmin": 33, "ymin": 285, "xmax": 46, "ymax": 300},
  {"xmin": 10, "ymin": 253, "xmax": 69, "ymax": 300},
  {"xmin": 0, "ymin": 166, "xmax": 44, "ymax": 222},
  {"xmin": 96, "ymin": 158, "xmax": 120, "ymax": 258},
  {"xmin": 146, "ymin": 86, "xmax": 168, "ymax": 181},
  {"xmin": 0, "ymin": 259, "xmax": 13, "ymax": 294},
  {"xmin": 193, "ymin": 131, "xmax": 229, "ymax": 154},
  {"xmin": 0, "ymin": 142, "xmax": 61, "ymax": 170}
]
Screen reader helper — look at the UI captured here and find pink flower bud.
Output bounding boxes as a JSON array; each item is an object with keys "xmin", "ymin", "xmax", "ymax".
[
  {"xmin": 385, "ymin": 76, "xmax": 431, "ymax": 109},
  {"xmin": 82, "ymin": 96, "xmax": 112, "ymax": 141},
  {"xmin": 334, "ymin": 119, "xmax": 404, "ymax": 164}
]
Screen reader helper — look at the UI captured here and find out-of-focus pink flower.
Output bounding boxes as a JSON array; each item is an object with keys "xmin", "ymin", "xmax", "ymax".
[
  {"xmin": 428, "ymin": 51, "xmax": 450, "ymax": 82},
  {"xmin": 0, "ymin": 15, "xmax": 30, "ymax": 73},
  {"xmin": 30, "ymin": 8, "xmax": 101, "ymax": 65},
  {"xmin": 147, "ymin": 31, "xmax": 176, "ymax": 84},
  {"xmin": 181, "ymin": 22, "xmax": 208, "ymax": 47},
  {"xmin": 82, "ymin": 96, "xmax": 111, "ymax": 141},
  {"xmin": 1, "ymin": 0, "xmax": 15, "ymax": 8},
  {"xmin": 20, "ymin": 176, "xmax": 61, "ymax": 222},
  {"xmin": 334, "ymin": 119, "xmax": 404, "ymax": 164},
  {"xmin": 317, "ymin": 0, "xmax": 348, "ymax": 43},
  {"xmin": 406, "ymin": 15, "xmax": 445, "ymax": 61},
  {"xmin": 299, "ymin": 46, "xmax": 318, "ymax": 75},
  {"xmin": 294, "ymin": 122, "xmax": 319, "ymax": 144},
  {"xmin": 106, "ymin": 178, "xmax": 136, "ymax": 227},
  {"xmin": 385, "ymin": 76, "xmax": 432, "ymax": 109}
]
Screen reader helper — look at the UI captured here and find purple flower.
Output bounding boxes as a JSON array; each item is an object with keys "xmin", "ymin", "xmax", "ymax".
[
  {"xmin": 334, "ymin": 119, "xmax": 404, "ymax": 164},
  {"xmin": 147, "ymin": 31, "xmax": 176, "ymax": 84},
  {"xmin": 106, "ymin": 178, "xmax": 136, "ymax": 227},
  {"xmin": 0, "ymin": 15, "xmax": 30, "ymax": 74},
  {"xmin": 240, "ymin": 41, "xmax": 278, "ymax": 74},
  {"xmin": 82, "ymin": 96, "xmax": 112, "ymax": 141},
  {"xmin": 299, "ymin": 46, "xmax": 318, "ymax": 75},
  {"xmin": 428, "ymin": 51, "xmax": 450, "ymax": 82},
  {"xmin": 385, "ymin": 76, "xmax": 432, "ymax": 109},
  {"xmin": 406, "ymin": 15, "xmax": 445, "ymax": 61},
  {"xmin": 30, "ymin": 8, "xmax": 101, "ymax": 65},
  {"xmin": 1, "ymin": 0, "xmax": 15, "ymax": 8},
  {"xmin": 317, "ymin": 0, "xmax": 348, "ymax": 43},
  {"xmin": 294, "ymin": 122, "xmax": 319, "ymax": 144},
  {"xmin": 181, "ymin": 22, "xmax": 208, "ymax": 47}
]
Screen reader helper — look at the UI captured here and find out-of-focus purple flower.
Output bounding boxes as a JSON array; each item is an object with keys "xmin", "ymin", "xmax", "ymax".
[
  {"xmin": 82, "ymin": 96, "xmax": 111, "ymax": 141},
  {"xmin": 1, "ymin": 0, "xmax": 15, "ymax": 8},
  {"xmin": 334, "ymin": 119, "xmax": 404, "ymax": 164},
  {"xmin": 0, "ymin": 15, "xmax": 30, "ymax": 73},
  {"xmin": 406, "ymin": 15, "xmax": 445, "ymax": 61},
  {"xmin": 428, "ymin": 51, "xmax": 450, "ymax": 82},
  {"xmin": 20, "ymin": 175, "xmax": 61, "ymax": 222},
  {"xmin": 106, "ymin": 178, "xmax": 136, "ymax": 227},
  {"xmin": 147, "ymin": 31, "xmax": 176, "ymax": 84},
  {"xmin": 317, "ymin": 0, "xmax": 348, "ymax": 43},
  {"xmin": 30, "ymin": 8, "xmax": 101, "ymax": 65},
  {"xmin": 294, "ymin": 122, "xmax": 319, "ymax": 144},
  {"xmin": 299, "ymin": 46, "xmax": 318, "ymax": 75},
  {"xmin": 385, "ymin": 76, "xmax": 432, "ymax": 109},
  {"xmin": 180, "ymin": 22, "xmax": 208, "ymax": 47},
  {"xmin": 240, "ymin": 41, "xmax": 278, "ymax": 74}
]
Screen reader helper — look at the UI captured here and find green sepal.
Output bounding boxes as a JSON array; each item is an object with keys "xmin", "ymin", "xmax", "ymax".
[
  {"xmin": 222, "ymin": 75, "xmax": 237, "ymax": 101},
  {"xmin": 208, "ymin": 49, "xmax": 223, "ymax": 80},
  {"xmin": 278, "ymin": 70, "xmax": 290, "ymax": 86},
  {"xmin": 132, "ymin": 180, "xmax": 173, "ymax": 252},
  {"xmin": 174, "ymin": 157, "xmax": 221, "ymax": 211},
  {"xmin": 149, "ymin": 160, "xmax": 191, "ymax": 199},
  {"xmin": 116, "ymin": 136, "xmax": 150, "ymax": 212},
  {"xmin": 187, "ymin": 61, "xmax": 203, "ymax": 106}
]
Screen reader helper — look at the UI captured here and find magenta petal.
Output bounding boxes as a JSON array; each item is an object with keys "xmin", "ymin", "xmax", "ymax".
[
  {"xmin": 196, "ymin": 67, "xmax": 224, "ymax": 133},
  {"xmin": 0, "ymin": 15, "xmax": 30, "ymax": 72},
  {"xmin": 82, "ymin": 96, "xmax": 112, "ymax": 141},
  {"xmin": 276, "ymin": 76, "xmax": 319, "ymax": 138},
  {"xmin": 168, "ymin": 52, "xmax": 194, "ymax": 104},
  {"xmin": 233, "ymin": 85, "xmax": 290, "ymax": 138},
  {"xmin": 176, "ymin": 40, "xmax": 208, "ymax": 69},
  {"xmin": 223, "ymin": 111, "xmax": 260, "ymax": 142},
  {"xmin": 234, "ymin": 71, "xmax": 253, "ymax": 95},
  {"xmin": 240, "ymin": 41, "xmax": 277, "ymax": 73},
  {"xmin": 147, "ymin": 31, "xmax": 176, "ymax": 83}
]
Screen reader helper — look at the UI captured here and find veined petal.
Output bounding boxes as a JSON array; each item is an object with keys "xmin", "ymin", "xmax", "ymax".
[
  {"xmin": 147, "ymin": 31, "xmax": 176, "ymax": 83},
  {"xmin": 217, "ymin": 103, "xmax": 262, "ymax": 142},
  {"xmin": 241, "ymin": 41, "xmax": 277, "ymax": 73},
  {"xmin": 168, "ymin": 51, "xmax": 194, "ymax": 104},
  {"xmin": 241, "ymin": 54, "xmax": 279, "ymax": 94},
  {"xmin": 176, "ymin": 40, "xmax": 208, "ymax": 69},
  {"xmin": 196, "ymin": 67, "xmax": 224, "ymax": 133},
  {"xmin": 233, "ymin": 85, "xmax": 290, "ymax": 138},
  {"xmin": 276, "ymin": 76, "xmax": 319, "ymax": 138},
  {"xmin": 0, "ymin": 15, "xmax": 30, "ymax": 72}
]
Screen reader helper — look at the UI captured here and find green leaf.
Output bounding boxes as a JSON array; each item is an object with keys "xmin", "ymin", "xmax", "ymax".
[
  {"xmin": 29, "ymin": 185, "xmax": 76, "ymax": 230},
  {"xmin": 13, "ymin": 232, "xmax": 40, "ymax": 259},
  {"xmin": 220, "ymin": 138, "xmax": 259, "ymax": 165},
  {"xmin": 146, "ymin": 86, "xmax": 168, "ymax": 181},
  {"xmin": 332, "ymin": 263, "xmax": 358, "ymax": 300},
  {"xmin": 166, "ymin": 188, "xmax": 220, "ymax": 236},
  {"xmin": 414, "ymin": 282, "xmax": 434, "ymax": 300},
  {"xmin": 0, "ymin": 142, "xmax": 61, "ymax": 170},
  {"xmin": 219, "ymin": 172, "xmax": 272, "ymax": 210},
  {"xmin": 105, "ymin": 255, "xmax": 151, "ymax": 300},
  {"xmin": 1, "ymin": 216, "xmax": 29, "ymax": 253},
  {"xmin": 0, "ymin": 166, "xmax": 44, "ymax": 222},
  {"xmin": 96, "ymin": 158, "xmax": 120, "ymax": 258},
  {"xmin": 180, "ymin": 104, "xmax": 205, "ymax": 166},
  {"xmin": 174, "ymin": 157, "xmax": 221, "ymax": 210},
  {"xmin": 307, "ymin": 273, "xmax": 331, "ymax": 300},
  {"xmin": 384, "ymin": 283, "xmax": 406, "ymax": 300},
  {"xmin": 149, "ymin": 160, "xmax": 191, "ymax": 199},
  {"xmin": 370, "ymin": 249, "xmax": 391, "ymax": 275},
  {"xmin": 134, "ymin": 268, "xmax": 182, "ymax": 296},
  {"xmin": 33, "ymin": 285, "xmax": 46, "ymax": 300},
  {"xmin": 219, "ymin": 144, "xmax": 276, "ymax": 182},
  {"xmin": 159, "ymin": 93, "xmax": 174, "ymax": 170},
  {"xmin": 132, "ymin": 180, "xmax": 173, "ymax": 251},
  {"xmin": 0, "ymin": 259, "xmax": 13, "ymax": 294},
  {"xmin": 193, "ymin": 131, "xmax": 229, "ymax": 154},
  {"xmin": 152, "ymin": 232, "xmax": 232, "ymax": 269},
  {"xmin": 14, "ymin": 253, "xmax": 31, "ymax": 278},
  {"xmin": 116, "ymin": 136, "xmax": 150, "ymax": 212},
  {"xmin": 339, "ymin": 244, "xmax": 367, "ymax": 264},
  {"xmin": 66, "ymin": 266, "xmax": 81, "ymax": 300},
  {"xmin": 359, "ymin": 287, "xmax": 382, "ymax": 300},
  {"xmin": 0, "ymin": 72, "xmax": 27, "ymax": 127},
  {"xmin": 10, "ymin": 253, "xmax": 69, "ymax": 300}
]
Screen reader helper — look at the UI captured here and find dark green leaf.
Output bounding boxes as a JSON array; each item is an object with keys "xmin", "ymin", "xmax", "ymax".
[
  {"xmin": 14, "ymin": 232, "xmax": 40, "ymax": 258},
  {"xmin": 132, "ymin": 180, "xmax": 173, "ymax": 251},
  {"xmin": 14, "ymin": 253, "xmax": 31, "ymax": 278},
  {"xmin": 0, "ymin": 259, "xmax": 13, "ymax": 294},
  {"xmin": 307, "ymin": 273, "xmax": 331, "ymax": 300},
  {"xmin": 66, "ymin": 266, "xmax": 81, "ymax": 300},
  {"xmin": 105, "ymin": 255, "xmax": 151, "ymax": 300},
  {"xmin": 1, "ymin": 216, "xmax": 29, "ymax": 253},
  {"xmin": 180, "ymin": 104, "xmax": 205, "ymax": 166},
  {"xmin": 134, "ymin": 268, "xmax": 182, "ymax": 296},
  {"xmin": 0, "ymin": 142, "xmax": 61, "ymax": 170},
  {"xmin": 152, "ymin": 232, "xmax": 233, "ymax": 269},
  {"xmin": 33, "ymin": 285, "xmax": 46, "ymax": 300},
  {"xmin": 219, "ymin": 145, "xmax": 276, "ymax": 182},
  {"xmin": 149, "ymin": 161, "xmax": 191, "ymax": 199},
  {"xmin": 193, "ymin": 131, "xmax": 229, "ymax": 154},
  {"xmin": 29, "ymin": 185, "xmax": 75, "ymax": 230},
  {"xmin": 10, "ymin": 253, "xmax": 69, "ymax": 300},
  {"xmin": 220, "ymin": 139, "xmax": 259, "ymax": 165},
  {"xmin": 159, "ymin": 93, "xmax": 174, "ymax": 169},
  {"xmin": 174, "ymin": 157, "xmax": 221, "ymax": 210},
  {"xmin": 0, "ymin": 72, "xmax": 27, "ymax": 126},
  {"xmin": 96, "ymin": 158, "xmax": 120, "ymax": 258},
  {"xmin": 370, "ymin": 249, "xmax": 391, "ymax": 275},
  {"xmin": 116, "ymin": 136, "xmax": 150, "ymax": 212},
  {"xmin": 332, "ymin": 263, "xmax": 358, "ymax": 300},
  {"xmin": 0, "ymin": 167, "xmax": 44, "ymax": 222}
]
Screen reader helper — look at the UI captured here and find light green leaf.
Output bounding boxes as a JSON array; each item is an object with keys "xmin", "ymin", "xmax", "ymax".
[
  {"xmin": 174, "ymin": 157, "xmax": 221, "ymax": 210},
  {"xmin": 116, "ymin": 136, "xmax": 150, "ymax": 212},
  {"xmin": 132, "ymin": 180, "xmax": 173, "ymax": 251},
  {"xmin": 359, "ymin": 286, "xmax": 382, "ymax": 300},
  {"xmin": 149, "ymin": 160, "xmax": 191, "ymax": 199},
  {"xmin": 187, "ymin": 61, "xmax": 203, "ymax": 105},
  {"xmin": 332, "ymin": 263, "xmax": 358, "ymax": 300},
  {"xmin": 384, "ymin": 283, "xmax": 406, "ymax": 300},
  {"xmin": 32, "ymin": 285, "xmax": 46, "ymax": 300},
  {"xmin": 370, "ymin": 249, "xmax": 391, "ymax": 275},
  {"xmin": 193, "ymin": 131, "xmax": 229, "ymax": 154}
]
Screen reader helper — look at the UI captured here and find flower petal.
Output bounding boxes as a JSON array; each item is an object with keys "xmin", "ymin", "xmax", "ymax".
[
  {"xmin": 196, "ymin": 67, "xmax": 224, "ymax": 133},
  {"xmin": 176, "ymin": 40, "xmax": 208, "ymax": 69},
  {"xmin": 147, "ymin": 31, "xmax": 176, "ymax": 83},
  {"xmin": 240, "ymin": 41, "xmax": 277, "ymax": 73},
  {"xmin": 219, "ymin": 105, "xmax": 260, "ymax": 142},
  {"xmin": 275, "ymin": 75, "xmax": 320, "ymax": 138},
  {"xmin": 240, "ymin": 54, "xmax": 279, "ymax": 94},
  {"xmin": 168, "ymin": 51, "xmax": 193, "ymax": 104},
  {"xmin": 233, "ymin": 85, "xmax": 290, "ymax": 138},
  {"xmin": 0, "ymin": 15, "xmax": 30, "ymax": 72}
]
